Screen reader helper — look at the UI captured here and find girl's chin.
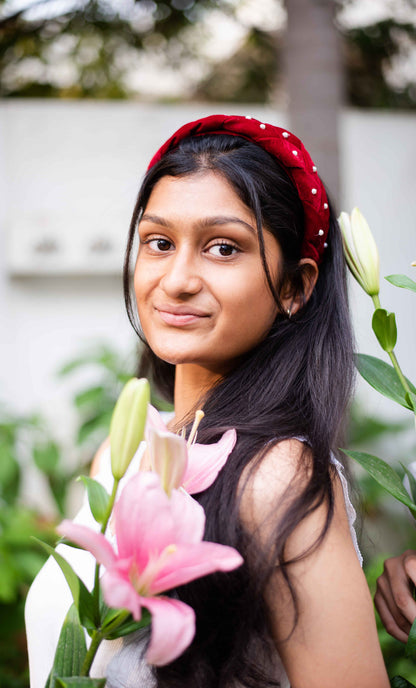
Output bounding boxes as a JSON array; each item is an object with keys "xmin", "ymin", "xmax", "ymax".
[
  {"xmin": 150, "ymin": 347, "xmax": 202, "ymax": 366},
  {"xmin": 150, "ymin": 347, "xmax": 219, "ymax": 371}
]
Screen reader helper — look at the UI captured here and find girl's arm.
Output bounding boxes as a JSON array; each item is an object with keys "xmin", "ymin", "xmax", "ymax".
[{"xmin": 240, "ymin": 439, "xmax": 390, "ymax": 688}]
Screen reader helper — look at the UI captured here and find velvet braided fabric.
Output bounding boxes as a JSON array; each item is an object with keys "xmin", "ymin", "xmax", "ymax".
[{"xmin": 147, "ymin": 114, "xmax": 330, "ymax": 264}]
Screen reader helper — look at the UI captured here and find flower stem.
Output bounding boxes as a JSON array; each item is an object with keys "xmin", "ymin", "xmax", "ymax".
[
  {"xmin": 80, "ymin": 630, "xmax": 103, "ymax": 676},
  {"xmin": 372, "ymin": 294, "xmax": 381, "ymax": 310},
  {"xmin": 388, "ymin": 350, "xmax": 414, "ymax": 403},
  {"xmin": 92, "ymin": 479, "xmax": 120, "ymax": 623},
  {"xmin": 101, "ymin": 479, "xmax": 120, "ymax": 535},
  {"xmin": 371, "ymin": 295, "xmax": 415, "ymax": 414},
  {"xmin": 80, "ymin": 610, "xmax": 131, "ymax": 676}
]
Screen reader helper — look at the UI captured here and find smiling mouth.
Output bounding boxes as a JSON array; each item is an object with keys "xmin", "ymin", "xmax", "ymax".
[{"xmin": 156, "ymin": 307, "xmax": 210, "ymax": 327}]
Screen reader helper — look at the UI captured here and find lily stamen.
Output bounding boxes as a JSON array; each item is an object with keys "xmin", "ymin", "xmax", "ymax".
[{"xmin": 187, "ymin": 410, "xmax": 205, "ymax": 448}]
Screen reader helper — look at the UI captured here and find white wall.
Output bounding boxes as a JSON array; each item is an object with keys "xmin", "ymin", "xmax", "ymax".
[
  {"xmin": 1, "ymin": 101, "xmax": 415, "ymax": 452},
  {"xmin": 340, "ymin": 110, "xmax": 416, "ymax": 417}
]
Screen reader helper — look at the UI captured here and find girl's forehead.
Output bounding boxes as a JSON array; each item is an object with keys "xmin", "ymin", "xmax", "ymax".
[{"xmin": 144, "ymin": 171, "xmax": 255, "ymax": 219}]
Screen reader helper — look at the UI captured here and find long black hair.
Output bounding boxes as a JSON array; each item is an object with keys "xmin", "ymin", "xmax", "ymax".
[{"xmin": 123, "ymin": 133, "xmax": 355, "ymax": 687}]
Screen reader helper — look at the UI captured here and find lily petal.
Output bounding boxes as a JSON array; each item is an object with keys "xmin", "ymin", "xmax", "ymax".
[
  {"xmin": 115, "ymin": 472, "xmax": 176, "ymax": 568},
  {"xmin": 57, "ymin": 520, "xmax": 116, "ymax": 569},
  {"xmin": 151, "ymin": 542, "xmax": 244, "ymax": 594},
  {"xmin": 183, "ymin": 429, "xmax": 237, "ymax": 494},
  {"xmin": 169, "ymin": 489, "xmax": 205, "ymax": 544},
  {"xmin": 101, "ymin": 566, "xmax": 143, "ymax": 620},
  {"xmin": 148, "ymin": 428, "xmax": 188, "ymax": 495},
  {"xmin": 143, "ymin": 596, "xmax": 195, "ymax": 666},
  {"xmin": 145, "ymin": 404, "xmax": 170, "ymax": 434}
]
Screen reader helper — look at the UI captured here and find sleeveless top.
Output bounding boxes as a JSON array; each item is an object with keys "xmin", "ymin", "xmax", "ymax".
[{"xmin": 25, "ymin": 440, "xmax": 362, "ymax": 688}]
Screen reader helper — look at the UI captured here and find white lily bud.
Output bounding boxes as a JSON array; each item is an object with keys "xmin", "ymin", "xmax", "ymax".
[
  {"xmin": 110, "ymin": 378, "xmax": 150, "ymax": 480},
  {"xmin": 339, "ymin": 207, "xmax": 380, "ymax": 297},
  {"xmin": 147, "ymin": 428, "xmax": 187, "ymax": 496}
]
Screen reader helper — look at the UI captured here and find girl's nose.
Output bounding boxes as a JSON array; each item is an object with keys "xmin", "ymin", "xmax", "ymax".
[{"xmin": 160, "ymin": 250, "xmax": 203, "ymax": 298}]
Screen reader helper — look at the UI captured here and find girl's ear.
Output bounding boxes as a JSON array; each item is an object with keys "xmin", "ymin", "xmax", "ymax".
[{"xmin": 281, "ymin": 259, "xmax": 319, "ymax": 315}]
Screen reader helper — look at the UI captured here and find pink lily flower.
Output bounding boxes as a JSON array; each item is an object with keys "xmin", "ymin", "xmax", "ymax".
[
  {"xmin": 57, "ymin": 471, "xmax": 243, "ymax": 666},
  {"xmin": 145, "ymin": 405, "xmax": 236, "ymax": 495}
]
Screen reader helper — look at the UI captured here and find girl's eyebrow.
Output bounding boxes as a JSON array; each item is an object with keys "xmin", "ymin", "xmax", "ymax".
[{"xmin": 140, "ymin": 213, "xmax": 256, "ymax": 235}]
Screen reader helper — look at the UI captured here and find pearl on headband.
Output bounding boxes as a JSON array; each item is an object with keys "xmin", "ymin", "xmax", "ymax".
[{"xmin": 147, "ymin": 114, "xmax": 330, "ymax": 264}]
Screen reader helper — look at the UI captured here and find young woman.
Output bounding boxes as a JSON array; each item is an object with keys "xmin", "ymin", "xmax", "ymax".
[{"xmin": 26, "ymin": 114, "xmax": 389, "ymax": 688}]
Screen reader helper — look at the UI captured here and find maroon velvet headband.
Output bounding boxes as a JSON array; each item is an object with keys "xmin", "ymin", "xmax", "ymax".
[{"xmin": 147, "ymin": 114, "xmax": 330, "ymax": 264}]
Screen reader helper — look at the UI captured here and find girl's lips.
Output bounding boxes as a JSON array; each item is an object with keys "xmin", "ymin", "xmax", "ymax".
[{"xmin": 156, "ymin": 309, "xmax": 209, "ymax": 327}]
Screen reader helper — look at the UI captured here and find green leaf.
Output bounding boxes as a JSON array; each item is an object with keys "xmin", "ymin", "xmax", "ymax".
[
  {"xmin": 78, "ymin": 477, "xmax": 110, "ymax": 525},
  {"xmin": 355, "ymin": 354, "xmax": 416, "ymax": 410},
  {"xmin": 372, "ymin": 308, "xmax": 397, "ymax": 352},
  {"xmin": 34, "ymin": 539, "xmax": 97, "ymax": 630},
  {"xmin": 343, "ymin": 450, "xmax": 416, "ymax": 517},
  {"xmin": 390, "ymin": 676, "xmax": 416, "ymax": 688},
  {"xmin": 386, "ymin": 274, "xmax": 416, "ymax": 293},
  {"xmin": 55, "ymin": 679, "xmax": 106, "ymax": 688},
  {"xmin": 57, "ymin": 356, "xmax": 95, "ymax": 376},
  {"xmin": 33, "ymin": 441, "xmax": 60, "ymax": 474},
  {"xmin": 401, "ymin": 463, "xmax": 416, "ymax": 505},
  {"xmin": 0, "ymin": 445, "xmax": 20, "ymax": 502},
  {"xmin": 77, "ymin": 410, "xmax": 113, "ymax": 445},
  {"xmin": 74, "ymin": 386, "xmax": 106, "ymax": 409},
  {"xmin": 406, "ymin": 615, "xmax": 416, "ymax": 660},
  {"xmin": 407, "ymin": 391, "xmax": 416, "ymax": 413},
  {"xmin": 48, "ymin": 604, "xmax": 87, "ymax": 687},
  {"xmin": 102, "ymin": 609, "xmax": 151, "ymax": 640}
]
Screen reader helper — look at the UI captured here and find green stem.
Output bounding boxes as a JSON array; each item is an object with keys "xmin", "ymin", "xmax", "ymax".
[
  {"xmin": 101, "ymin": 479, "xmax": 120, "ymax": 535},
  {"xmin": 80, "ymin": 630, "xmax": 103, "ymax": 676},
  {"xmin": 80, "ymin": 609, "xmax": 132, "ymax": 675},
  {"xmin": 372, "ymin": 294, "xmax": 381, "ymax": 310},
  {"xmin": 388, "ymin": 350, "xmax": 413, "ymax": 400},
  {"xmin": 92, "ymin": 479, "xmax": 120, "ymax": 621},
  {"xmin": 371, "ymin": 295, "xmax": 415, "ymax": 414}
]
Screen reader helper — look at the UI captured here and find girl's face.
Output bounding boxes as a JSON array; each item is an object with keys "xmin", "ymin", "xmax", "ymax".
[{"xmin": 134, "ymin": 172, "xmax": 282, "ymax": 375}]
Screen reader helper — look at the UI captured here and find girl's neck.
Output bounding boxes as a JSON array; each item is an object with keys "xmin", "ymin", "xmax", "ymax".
[{"xmin": 172, "ymin": 364, "xmax": 222, "ymax": 428}]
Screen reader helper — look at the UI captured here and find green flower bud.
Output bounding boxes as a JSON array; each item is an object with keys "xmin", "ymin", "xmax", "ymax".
[
  {"xmin": 339, "ymin": 207, "xmax": 380, "ymax": 297},
  {"xmin": 110, "ymin": 378, "xmax": 150, "ymax": 480}
]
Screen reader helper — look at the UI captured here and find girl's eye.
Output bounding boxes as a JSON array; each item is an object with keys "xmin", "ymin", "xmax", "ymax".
[
  {"xmin": 147, "ymin": 238, "xmax": 172, "ymax": 252},
  {"xmin": 208, "ymin": 243, "xmax": 238, "ymax": 258}
]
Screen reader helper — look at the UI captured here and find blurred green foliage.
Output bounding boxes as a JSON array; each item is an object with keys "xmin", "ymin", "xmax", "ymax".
[
  {"xmin": 0, "ymin": 342, "xmax": 174, "ymax": 687},
  {"xmin": 366, "ymin": 556, "xmax": 416, "ymax": 684},
  {"xmin": 0, "ymin": 411, "xmax": 56, "ymax": 688},
  {"xmin": 0, "ymin": 0, "xmax": 415, "ymax": 107},
  {"xmin": 0, "ymin": 343, "xmax": 137, "ymax": 687},
  {"xmin": 347, "ymin": 403, "xmax": 416, "ymax": 682}
]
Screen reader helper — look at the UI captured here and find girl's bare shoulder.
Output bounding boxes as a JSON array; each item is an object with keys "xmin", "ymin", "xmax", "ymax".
[{"xmin": 239, "ymin": 438, "xmax": 312, "ymax": 530}]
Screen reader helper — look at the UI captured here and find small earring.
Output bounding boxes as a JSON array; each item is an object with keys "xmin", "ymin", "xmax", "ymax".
[{"xmin": 286, "ymin": 306, "xmax": 292, "ymax": 319}]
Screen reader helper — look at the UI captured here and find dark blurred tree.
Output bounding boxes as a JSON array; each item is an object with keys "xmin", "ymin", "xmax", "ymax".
[
  {"xmin": 196, "ymin": 2, "xmax": 416, "ymax": 110},
  {"xmin": 342, "ymin": 17, "xmax": 416, "ymax": 108},
  {"xmin": 0, "ymin": 0, "xmax": 238, "ymax": 98},
  {"xmin": 194, "ymin": 27, "xmax": 281, "ymax": 104},
  {"xmin": 0, "ymin": 0, "xmax": 415, "ymax": 107}
]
